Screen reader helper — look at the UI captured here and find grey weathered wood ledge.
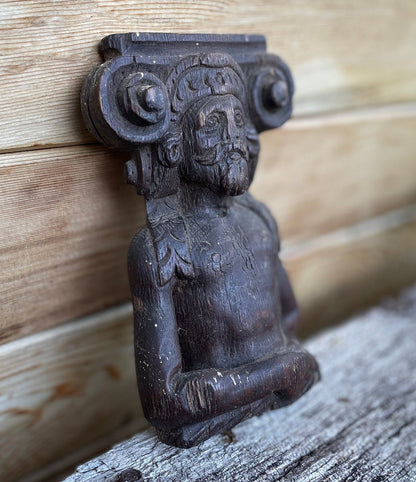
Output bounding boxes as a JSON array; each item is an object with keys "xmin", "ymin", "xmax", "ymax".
[{"xmin": 66, "ymin": 285, "xmax": 416, "ymax": 482}]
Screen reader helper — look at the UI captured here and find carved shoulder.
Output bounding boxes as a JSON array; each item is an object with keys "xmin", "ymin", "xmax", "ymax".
[{"xmin": 236, "ymin": 192, "xmax": 281, "ymax": 251}]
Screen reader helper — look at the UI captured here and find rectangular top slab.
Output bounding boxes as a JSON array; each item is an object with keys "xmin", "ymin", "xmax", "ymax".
[{"xmin": 99, "ymin": 32, "xmax": 267, "ymax": 60}]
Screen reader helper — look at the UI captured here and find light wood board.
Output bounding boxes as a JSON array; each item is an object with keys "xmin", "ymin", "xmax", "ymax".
[
  {"xmin": 1, "ymin": 0, "xmax": 416, "ymax": 151},
  {"xmin": 252, "ymin": 104, "xmax": 416, "ymax": 243},
  {"xmin": 0, "ymin": 145, "xmax": 144, "ymax": 343},
  {"xmin": 1, "ymin": 1, "xmax": 416, "ymax": 479},
  {"xmin": 284, "ymin": 206, "xmax": 416, "ymax": 335},
  {"xmin": 1, "ymin": 212, "xmax": 416, "ymax": 481},
  {"xmin": 0, "ymin": 305, "xmax": 145, "ymax": 482},
  {"xmin": 64, "ymin": 284, "xmax": 416, "ymax": 481},
  {"xmin": 2, "ymin": 107, "xmax": 416, "ymax": 344}
]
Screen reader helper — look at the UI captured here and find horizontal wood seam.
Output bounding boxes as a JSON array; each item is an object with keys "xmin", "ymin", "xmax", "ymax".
[
  {"xmin": 281, "ymin": 203, "xmax": 416, "ymax": 260},
  {"xmin": 1, "ymin": 101, "xmax": 416, "ymax": 157},
  {"xmin": 0, "ymin": 303, "xmax": 132, "ymax": 357},
  {"xmin": 0, "ymin": 140, "xmax": 98, "ymax": 157},
  {"xmin": 286, "ymin": 101, "xmax": 416, "ymax": 130}
]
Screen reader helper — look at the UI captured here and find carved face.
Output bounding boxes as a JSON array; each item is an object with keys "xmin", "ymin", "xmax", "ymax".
[{"xmin": 182, "ymin": 94, "xmax": 253, "ymax": 196}]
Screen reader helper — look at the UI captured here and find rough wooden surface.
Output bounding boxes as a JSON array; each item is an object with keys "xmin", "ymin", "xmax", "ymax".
[
  {"xmin": 2, "ymin": 108, "xmax": 416, "ymax": 344},
  {"xmin": 1, "ymin": 0, "xmax": 416, "ymax": 152},
  {"xmin": 65, "ymin": 285, "xmax": 416, "ymax": 482}
]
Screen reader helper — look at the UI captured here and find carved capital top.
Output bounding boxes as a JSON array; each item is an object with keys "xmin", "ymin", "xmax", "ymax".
[{"xmin": 82, "ymin": 33, "xmax": 294, "ymax": 199}]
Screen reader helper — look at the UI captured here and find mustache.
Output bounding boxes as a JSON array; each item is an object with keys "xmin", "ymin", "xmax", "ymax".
[{"xmin": 194, "ymin": 142, "xmax": 249, "ymax": 166}]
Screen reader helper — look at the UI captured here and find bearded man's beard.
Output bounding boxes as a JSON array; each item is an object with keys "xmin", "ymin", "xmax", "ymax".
[
  {"xmin": 192, "ymin": 142, "xmax": 250, "ymax": 196},
  {"xmin": 220, "ymin": 150, "xmax": 249, "ymax": 195}
]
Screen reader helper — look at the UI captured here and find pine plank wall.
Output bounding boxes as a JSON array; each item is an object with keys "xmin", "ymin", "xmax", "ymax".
[{"xmin": 1, "ymin": 1, "xmax": 415, "ymax": 480}]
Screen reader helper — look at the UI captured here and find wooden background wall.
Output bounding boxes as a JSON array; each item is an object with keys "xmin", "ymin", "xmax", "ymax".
[{"xmin": 1, "ymin": 1, "xmax": 415, "ymax": 480}]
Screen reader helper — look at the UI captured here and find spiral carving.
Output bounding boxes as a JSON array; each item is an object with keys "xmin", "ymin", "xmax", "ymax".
[
  {"xmin": 118, "ymin": 72, "xmax": 169, "ymax": 128},
  {"xmin": 249, "ymin": 55, "xmax": 294, "ymax": 132},
  {"xmin": 82, "ymin": 57, "xmax": 171, "ymax": 149}
]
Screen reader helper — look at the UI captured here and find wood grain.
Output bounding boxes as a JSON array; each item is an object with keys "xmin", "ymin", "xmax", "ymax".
[
  {"xmin": 284, "ymin": 206, "xmax": 416, "ymax": 335},
  {"xmin": 0, "ymin": 305, "xmax": 145, "ymax": 482},
  {"xmin": 0, "ymin": 145, "xmax": 144, "ymax": 343},
  {"xmin": 1, "ymin": 212, "xmax": 416, "ymax": 481},
  {"xmin": 0, "ymin": 0, "xmax": 415, "ymax": 152},
  {"xmin": 253, "ymin": 104, "xmax": 416, "ymax": 243},
  {"xmin": 65, "ymin": 285, "xmax": 416, "ymax": 481},
  {"xmin": 1, "ymin": 108, "xmax": 416, "ymax": 344}
]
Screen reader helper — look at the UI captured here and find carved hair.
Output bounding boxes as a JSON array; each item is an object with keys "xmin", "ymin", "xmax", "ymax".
[{"xmin": 166, "ymin": 53, "xmax": 248, "ymax": 122}]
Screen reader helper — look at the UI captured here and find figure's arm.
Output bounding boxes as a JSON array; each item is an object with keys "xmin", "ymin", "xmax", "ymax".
[
  {"xmin": 128, "ymin": 228, "xmax": 311, "ymax": 431},
  {"xmin": 277, "ymin": 257, "xmax": 300, "ymax": 332}
]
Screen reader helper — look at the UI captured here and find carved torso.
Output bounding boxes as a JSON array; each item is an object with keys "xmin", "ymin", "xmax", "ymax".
[{"xmin": 174, "ymin": 198, "xmax": 286, "ymax": 371}]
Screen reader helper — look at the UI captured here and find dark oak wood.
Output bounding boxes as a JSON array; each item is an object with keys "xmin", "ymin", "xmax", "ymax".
[{"xmin": 82, "ymin": 33, "xmax": 319, "ymax": 448}]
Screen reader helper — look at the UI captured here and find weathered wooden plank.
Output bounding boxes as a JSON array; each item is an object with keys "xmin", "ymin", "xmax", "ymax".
[
  {"xmin": 0, "ymin": 0, "xmax": 415, "ymax": 151},
  {"xmin": 0, "ymin": 305, "xmax": 145, "ymax": 482},
  {"xmin": 0, "ymin": 145, "xmax": 144, "ymax": 343},
  {"xmin": 252, "ymin": 104, "xmax": 416, "ymax": 243},
  {"xmin": 1, "ymin": 213, "xmax": 416, "ymax": 481},
  {"xmin": 65, "ymin": 285, "xmax": 416, "ymax": 482},
  {"xmin": 1, "ymin": 109, "xmax": 416, "ymax": 344},
  {"xmin": 284, "ymin": 205, "xmax": 416, "ymax": 335}
]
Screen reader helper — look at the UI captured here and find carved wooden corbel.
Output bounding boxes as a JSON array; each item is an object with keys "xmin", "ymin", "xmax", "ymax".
[{"xmin": 82, "ymin": 33, "xmax": 319, "ymax": 448}]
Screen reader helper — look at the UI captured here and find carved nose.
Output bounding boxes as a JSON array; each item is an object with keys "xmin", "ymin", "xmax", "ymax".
[
  {"xmin": 222, "ymin": 121, "xmax": 241, "ymax": 143},
  {"xmin": 222, "ymin": 126, "xmax": 231, "ymax": 142}
]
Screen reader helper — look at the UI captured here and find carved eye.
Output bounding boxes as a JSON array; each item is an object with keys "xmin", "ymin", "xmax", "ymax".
[
  {"xmin": 234, "ymin": 109, "xmax": 244, "ymax": 127},
  {"xmin": 205, "ymin": 113, "xmax": 220, "ymax": 129}
]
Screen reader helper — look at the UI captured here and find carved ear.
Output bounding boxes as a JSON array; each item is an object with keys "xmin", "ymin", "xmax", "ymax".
[
  {"xmin": 248, "ymin": 54, "xmax": 294, "ymax": 132},
  {"xmin": 158, "ymin": 129, "xmax": 183, "ymax": 168},
  {"xmin": 81, "ymin": 57, "xmax": 171, "ymax": 150}
]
